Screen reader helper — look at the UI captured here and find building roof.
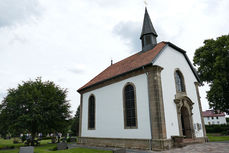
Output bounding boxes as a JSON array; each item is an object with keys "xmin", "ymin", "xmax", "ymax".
[
  {"xmin": 140, "ymin": 8, "xmax": 158, "ymax": 39},
  {"xmin": 78, "ymin": 42, "xmax": 166, "ymax": 92},
  {"xmin": 77, "ymin": 42, "xmax": 201, "ymax": 93},
  {"xmin": 202, "ymin": 110, "xmax": 225, "ymax": 117}
]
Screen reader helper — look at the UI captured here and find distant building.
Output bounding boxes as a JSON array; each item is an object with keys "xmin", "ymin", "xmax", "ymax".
[{"xmin": 202, "ymin": 110, "xmax": 227, "ymax": 125}]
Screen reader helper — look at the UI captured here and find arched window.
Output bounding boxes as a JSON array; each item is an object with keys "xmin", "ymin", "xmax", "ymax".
[
  {"xmin": 175, "ymin": 70, "xmax": 185, "ymax": 92},
  {"xmin": 88, "ymin": 95, "xmax": 95, "ymax": 129},
  {"xmin": 123, "ymin": 83, "xmax": 137, "ymax": 128}
]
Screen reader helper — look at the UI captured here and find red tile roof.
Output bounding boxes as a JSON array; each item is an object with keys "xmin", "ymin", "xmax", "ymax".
[
  {"xmin": 78, "ymin": 42, "xmax": 167, "ymax": 92},
  {"xmin": 202, "ymin": 110, "xmax": 225, "ymax": 117}
]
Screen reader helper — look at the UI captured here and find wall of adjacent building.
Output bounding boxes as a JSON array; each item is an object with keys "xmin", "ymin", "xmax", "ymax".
[
  {"xmin": 154, "ymin": 46, "xmax": 204, "ymax": 138},
  {"xmin": 204, "ymin": 116, "xmax": 227, "ymax": 125},
  {"xmin": 81, "ymin": 74, "xmax": 151, "ymax": 139}
]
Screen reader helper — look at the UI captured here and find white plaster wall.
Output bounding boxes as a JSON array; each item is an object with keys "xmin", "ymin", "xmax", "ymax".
[
  {"xmin": 81, "ymin": 74, "xmax": 151, "ymax": 139},
  {"xmin": 204, "ymin": 116, "xmax": 227, "ymax": 125},
  {"xmin": 154, "ymin": 46, "xmax": 204, "ymax": 138}
]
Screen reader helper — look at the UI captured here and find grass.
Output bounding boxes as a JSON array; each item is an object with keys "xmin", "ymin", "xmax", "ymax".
[
  {"xmin": 0, "ymin": 138, "xmax": 112, "ymax": 153},
  {"xmin": 207, "ymin": 133, "xmax": 229, "ymax": 142},
  {"xmin": 0, "ymin": 138, "xmax": 51, "ymax": 149}
]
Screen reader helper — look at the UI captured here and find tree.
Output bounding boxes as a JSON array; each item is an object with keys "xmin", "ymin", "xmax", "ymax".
[
  {"xmin": 0, "ymin": 110, "xmax": 9, "ymax": 138},
  {"xmin": 71, "ymin": 105, "xmax": 80, "ymax": 136},
  {"xmin": 226, "ymin": 118, "xmax": 229, "ymax": 124},
  {"xmin": 0, "ymin": 77, "xmax": 71, "ymax": 145},
  {"xmin": 193, "ymin": 34, "xmax": 229, "ymax": 114}
]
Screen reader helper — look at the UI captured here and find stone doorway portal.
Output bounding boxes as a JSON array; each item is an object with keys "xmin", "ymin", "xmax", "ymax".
[
  {"xmin": 174, "ymin": 96, "xmax": 195, "ymax": 138},
  {"xmin": 181, "ymin": 106, "xmax": 192, "ymax": 138}
]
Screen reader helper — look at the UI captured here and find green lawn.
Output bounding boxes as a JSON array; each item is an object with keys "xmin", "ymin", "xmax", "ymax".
[
  {"xmin": 0, "ymin": 138, "xmax": 50, "ymax": 149},
  {"xmin": 0, "ymin": 139, "xmax": 112, "ymax": 153},
  {"xmin": 207, "ymin": 133, "xmax": 229, "ymax": 142}
]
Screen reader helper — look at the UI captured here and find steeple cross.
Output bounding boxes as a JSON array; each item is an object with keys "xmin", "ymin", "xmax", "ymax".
[{"xmin": 144, "ymin": 0, "xmax": 148, "ymax": 6}]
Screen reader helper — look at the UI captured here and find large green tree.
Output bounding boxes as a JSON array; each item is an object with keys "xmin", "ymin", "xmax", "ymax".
[
  {"xmin": 71, "ymin": 105, "xmax": 80, "ymax": 136},
  {"xmin": 0, "ymin": 109, "xmax": 10, "ymax": 138},
  {"xmin": 193, "ymin": 35, "xmax": 229, "ymax": 113},
  {"xmin": 0, "ymin": 77, "xmax": 71, "ymax": 145}
]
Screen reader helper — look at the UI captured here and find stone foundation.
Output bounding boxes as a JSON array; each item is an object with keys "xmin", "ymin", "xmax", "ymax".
[
  {"xmin": 78, "ymin": 137, "xmax": 206, "ymax": 151},
  {"xmin": 78, "ymin": 137, "xmax": 173, "ymax": 150}
]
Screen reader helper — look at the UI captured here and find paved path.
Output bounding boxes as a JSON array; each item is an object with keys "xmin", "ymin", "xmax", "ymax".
[{"xmin": 68, "ymin": 142, "xmax": 229, "ymax": 153}]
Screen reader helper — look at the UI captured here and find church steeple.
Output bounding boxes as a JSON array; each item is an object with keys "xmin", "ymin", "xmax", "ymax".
[{"xmin": 140, "ymin": 7, "xmax": 158, "ymax": 51}]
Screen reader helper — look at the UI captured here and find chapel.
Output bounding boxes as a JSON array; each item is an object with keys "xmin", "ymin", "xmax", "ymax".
[{"xmin": 77, "ymin": 8, "xmax": 207, "ymax": 150}]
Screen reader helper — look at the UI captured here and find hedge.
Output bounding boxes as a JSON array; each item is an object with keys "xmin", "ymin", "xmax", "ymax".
[{"xmin": 205, "ymin": 124, "xmax": 229, "ymax": 135}]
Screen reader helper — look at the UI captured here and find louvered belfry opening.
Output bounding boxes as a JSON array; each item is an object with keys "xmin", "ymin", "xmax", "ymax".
[
  {"xmin": 140, "ymin": 7, "xmax": 158, "ymax": 52},
  {"xmin": 124, "ymin": 84, "xmax": 136, "ymax": 127},
  {"xmin": 88, "ymin": 95, "xmax": 95, "ymax": 129}
]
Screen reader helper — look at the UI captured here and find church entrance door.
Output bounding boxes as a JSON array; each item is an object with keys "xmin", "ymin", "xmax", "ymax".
[{"xmin": 180, "ymin": 106, "xmax": 192, "ymax": 138}]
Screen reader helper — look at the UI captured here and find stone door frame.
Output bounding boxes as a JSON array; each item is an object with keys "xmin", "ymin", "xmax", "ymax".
[{"xmin": 174, "ymin": 96, "xmax": 195, "ymax": 138}]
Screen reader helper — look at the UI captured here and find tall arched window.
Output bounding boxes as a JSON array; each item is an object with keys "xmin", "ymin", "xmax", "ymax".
[
  {"xmin": 88, "ymin": 95, "xmax": 95, "ymax": 129},
  {"xmin": 123, "ymin": 83, "xmax": 137, "ymax": 128},
  {"xmin": 175, "ymin": 70, "xmax": 186, "ymax": 92}
]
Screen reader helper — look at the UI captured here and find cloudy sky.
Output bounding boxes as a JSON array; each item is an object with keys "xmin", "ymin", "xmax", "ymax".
[{"xmin": 0, "ymin": 0, "xmax": 229, "ymax": 115}]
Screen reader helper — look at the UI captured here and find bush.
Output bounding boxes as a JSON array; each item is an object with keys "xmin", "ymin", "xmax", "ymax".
[
  {"xmin": 0, "ymin": 145, "xmax": 15, "ymax": 150},
  {"xmin": 42, "ymin": 137, "xmax": 51, "ymax": 140},
  {"xmin": 13, "ymin": 139, "xmax": 19, "ymax": 144},
  {"xmin": 50, "ymin": 146, "xmax": 57, "ymax": 151},
  {"xmin": 205, "ymin": 124, "xmax": 229, "ymax": 135},
  {"xmin": 66, "ymin": 137, "xmax": 70, "ymax": 142},
  {"xmin": 21, "ymin": 135, "xmax": 26, "ymax": 142},
  {"xmin": 221, "ymin": 130, "xmax": 229, "ymax": 135}
]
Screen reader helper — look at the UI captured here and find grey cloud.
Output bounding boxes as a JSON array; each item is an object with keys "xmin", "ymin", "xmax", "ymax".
[
  {"xmin": 88, "ymin": 0, "xmax": 124, "ymax": 7},
  {"xmin": 69, "ymin": 69, "xmax": 84, "ymax": 74},
  {"xmin": 0, "ymin": 0, "xmax": 42, "ymax": 28},
  {"xmin": 68, "ymin": 67, "xmax": 85, "ymax": 74},
  {"xmin": 9, "ymin": 34, "xmax": 27, "ymax": 44},
  {"xmin": 203, "ymin": 0, "xmax": 220, "ymax": 15},
  {"xmin": 113, "ymin": 21, "xmax": 142, "ymax": 52},
  {"xmin": 67, "ymin": 64, "xmax": 86, "ymax": 74}
]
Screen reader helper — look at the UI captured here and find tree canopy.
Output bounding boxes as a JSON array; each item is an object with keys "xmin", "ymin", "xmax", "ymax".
[
  {"xmin": 193, "ymin": 34, "xmax": 229, "ymax": 113},
  {"xmin": 71, "ymin": 105, "xmax": 80, "ymax": 136},
  {"xmin": 0, "ymin": 77, "xmax": 71, "ymax": 143}
]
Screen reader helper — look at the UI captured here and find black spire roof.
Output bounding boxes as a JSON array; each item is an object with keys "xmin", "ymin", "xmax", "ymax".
[{"xmin": 140, "ymin": 7, "xmax": 158, "ymax": 39}]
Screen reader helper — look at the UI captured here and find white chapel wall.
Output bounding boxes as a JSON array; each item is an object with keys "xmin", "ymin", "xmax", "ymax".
[
  {"xmin": 81, "ymin": 74, "xmax": 151, "ymax": 139},
  {"xmin": 154, "ymin": 46, "xmax": 204, "ymax": 138}
]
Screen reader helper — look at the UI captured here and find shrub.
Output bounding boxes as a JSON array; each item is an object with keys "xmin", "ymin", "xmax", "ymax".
[
  {"xmin": 205, "ymin": 124, "xmax": 229, "ymax": 135},
  {"xmin": 41, "ymin": 137, "xmax": 51, "ymax": 140},
  {"xmin": 221, "ymin": 130, "xmax": 229, "ymax": 135},
  {"xmin": 21, "ymin": 135, "xmax": 26, "ymax": 142},
  {"xmin": 13, "ymin": 140, "xmax": 19, "ymax": 144},
  {"xmin": 0, "ymin": 145, "xmax": 15, "ymax": 150},
  {"xmin": 50, "ymin": 146, "xmax": 57, "ymax": 151}
]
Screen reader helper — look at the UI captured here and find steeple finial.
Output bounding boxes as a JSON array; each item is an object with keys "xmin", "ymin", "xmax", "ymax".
[
  {"xmin": 140, "ymin": 7, "xmax": 158, "ymax": 51},
  {"xmin": 144, "ymin": 0, "xmax": 148, "ymax": 7}
]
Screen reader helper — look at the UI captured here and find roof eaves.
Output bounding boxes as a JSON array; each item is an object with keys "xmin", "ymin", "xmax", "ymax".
[{"xmin": 77, "ymin": 63, "xmax": 153, "ymax": 93}]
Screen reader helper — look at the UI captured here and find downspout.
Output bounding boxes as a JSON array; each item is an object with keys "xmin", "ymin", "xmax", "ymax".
[{"xmin": 145, "ymin": 67, "xmax": 153, "ymax": 150}]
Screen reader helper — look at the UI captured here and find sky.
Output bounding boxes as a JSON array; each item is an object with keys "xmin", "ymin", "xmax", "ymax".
[{"xmin": 0, "ymin": 0, "xmax": 229, "ymax": 115}]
